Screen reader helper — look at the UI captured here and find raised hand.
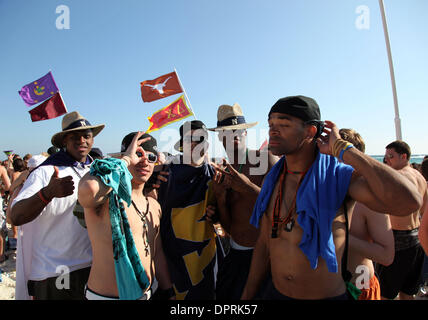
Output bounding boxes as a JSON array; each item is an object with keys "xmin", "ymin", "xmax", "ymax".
[
  {"xmin": 316, "ymin": 120, "xmax": 341, "ymax": 156},
  {"xmin": 213, "ymin": 160, "xmax": 255, "ymax": 194},
  {"xmin": 44, "ymin": 166, "xmax": 75, "ymax": 199},
  {"xmin": 122, "ymin": 131, "xmax": 152, "ymax": 166},
  {"xmin": 151, "ymin": 168, "xmax": 169, "ymax": 189}
]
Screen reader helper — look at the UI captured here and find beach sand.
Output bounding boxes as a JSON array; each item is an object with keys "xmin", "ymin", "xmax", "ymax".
[{"xmin": 0, "ymin": 248, "xmax": 16, "ymax": 300}]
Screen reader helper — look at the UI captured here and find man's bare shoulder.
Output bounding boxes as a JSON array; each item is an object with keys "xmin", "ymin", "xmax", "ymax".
[
  {"xmin": 400, "ymin": 166, "xmax": 426, "ymax": 190},
  {"xmin": 79, "ymin": 171, "xmax": 101, "ymax": 190},
  {"xmin": 78, "ymin": 172, "xmax": 111, "ymax": 209}
]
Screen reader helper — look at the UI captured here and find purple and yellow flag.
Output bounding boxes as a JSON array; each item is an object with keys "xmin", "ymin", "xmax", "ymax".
[{"xmin": 18, "ymin": 72, "xmax": 59, "ymax": 106}]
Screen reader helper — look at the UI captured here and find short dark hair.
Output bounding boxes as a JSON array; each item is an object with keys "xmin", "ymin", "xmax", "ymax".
[
  {"xmin": 13, "ymin": 158, "xmax": 26, "ymax": 172},
  {"xmin": 386, "ymin": 140, "xmax": 411, "ymax": 160}
]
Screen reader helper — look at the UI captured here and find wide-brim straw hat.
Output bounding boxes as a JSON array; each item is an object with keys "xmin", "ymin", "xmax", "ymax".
[
  {"xmin": 208, "ymin": 103, "xmax": 258, "ymax": 131},
  {"xmin": 51, "ymin": 111, "xmax": 105, "ymax": 148}
]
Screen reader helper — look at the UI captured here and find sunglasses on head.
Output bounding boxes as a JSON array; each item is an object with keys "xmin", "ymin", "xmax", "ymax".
[{"xmin": 135, "ymin": 151, "xmax": 158, "ymax": 163}]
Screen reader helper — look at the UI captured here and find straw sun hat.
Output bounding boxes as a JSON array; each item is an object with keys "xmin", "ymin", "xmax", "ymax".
[
  {"xmin": 208, "ymin": 103, "xmax": 258, "ymax": 131},
  {"xmin": 51, "ymin": 111, "xmax": 105, "ymax": 148}
]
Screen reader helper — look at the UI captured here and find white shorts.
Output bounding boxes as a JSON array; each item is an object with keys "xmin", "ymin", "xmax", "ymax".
[{"xmin": 85, "ymin": 278, "xmax": 157, "ymax": 300}]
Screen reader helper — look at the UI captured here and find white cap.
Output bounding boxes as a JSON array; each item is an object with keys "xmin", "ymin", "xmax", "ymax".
[{"xmin": 27, "ymin": 154, "xmax": 47, "ymax": 169}]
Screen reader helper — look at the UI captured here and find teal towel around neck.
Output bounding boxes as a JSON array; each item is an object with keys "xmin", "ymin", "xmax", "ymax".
[{"xmin": 90, "ymin": 158, "xmax": 150, "ymax": 299}]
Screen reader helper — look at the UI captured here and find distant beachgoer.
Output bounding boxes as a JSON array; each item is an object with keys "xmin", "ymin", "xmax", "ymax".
[
  {"xmin": 8, "ymin": 158, "xmax": 28, "ymax": 250},
  {"xmin": 339, "ymin": 128, "xmax": 394, "ymax": 300},
  {"xmin": 376, "ymin": 140, "xmax": 428, "ymax": 300},
  {"xmin": 9, "ymin": 111, "xmax": 105, "ymax": 300},
  {"xmin": 0, "ymin": 164, "xmax": 11, "ymax": 263},
  {"xmin": 23, "ymin": 154, "xmax": 32, "ymax": 168},
  {"xmin": 10, "ymin": 154, "xmax": 47, "ymax": 300},
  {"xmin": 47, "ymin": 146, "xmax": 61, "ymax": 156},
  {"xmin": 241, "ymin": 96, "xmax": 422, "ymax": 300}
]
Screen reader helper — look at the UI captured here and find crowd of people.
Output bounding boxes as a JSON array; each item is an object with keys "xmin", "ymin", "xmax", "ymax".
[{"xmin": 1, "ymin": 95, "xmax": 428, "ymax": 300}]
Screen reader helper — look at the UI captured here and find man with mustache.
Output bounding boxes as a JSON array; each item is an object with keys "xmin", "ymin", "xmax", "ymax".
[
  {"xmin": 9, "ymin": 111, "xmax": 104, "ymax": 299},
  {"xmin": 241, "ymin": 96, "xmax": 423, "ymax": 300}
]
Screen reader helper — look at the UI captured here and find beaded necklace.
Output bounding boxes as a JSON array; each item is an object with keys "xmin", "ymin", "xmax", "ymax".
[
  {"xmin": 131, "ymin": 197, "xmax": 150, "ymax": 256},
  {"xmin": 271, "ymin": 160, "xmax": 308, "ymax": 238}
]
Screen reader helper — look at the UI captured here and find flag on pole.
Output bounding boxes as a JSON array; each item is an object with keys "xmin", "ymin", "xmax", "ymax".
[
  {"xmin": 259, "ymin": 139, "xmax": 268, "ymax": 151},
  {"xmin": 18, "ymin": 72, "xmax": 59, "ymax": 106},
  {"xmin": 28, "ymin": 92, "xmax": 67, "ymax": 122},
  {"xmin": 140, "ymin": 71, "xmax": 183, "ymax": 102},
  {"xmin": 146, "ymin": 95, "xmax": 192, "ymax": 133}
]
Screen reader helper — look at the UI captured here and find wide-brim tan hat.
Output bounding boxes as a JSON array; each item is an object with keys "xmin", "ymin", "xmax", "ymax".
[
  {"xmin": 208, "ymin": 103, "xmax": 257, "ymax": 131},
  {"xmin": 51, "ymin": 111, "xmax": 105, "ymax": 148}
]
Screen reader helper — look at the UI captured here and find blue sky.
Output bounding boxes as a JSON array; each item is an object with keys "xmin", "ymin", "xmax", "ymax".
[{"xmin": 1, "ymin": 0, "xmax": 427, "ymax": 159}]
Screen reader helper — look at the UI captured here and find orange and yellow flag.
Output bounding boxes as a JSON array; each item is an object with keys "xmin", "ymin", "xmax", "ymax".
[{"xmin": 146, "ymin": 95, "xmax": 193, "ymax": 133}]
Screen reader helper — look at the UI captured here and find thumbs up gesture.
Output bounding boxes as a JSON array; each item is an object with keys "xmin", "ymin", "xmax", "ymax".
[{"xmin": 43, "ymin": 166, "xmax": 75, "ymax": 200}]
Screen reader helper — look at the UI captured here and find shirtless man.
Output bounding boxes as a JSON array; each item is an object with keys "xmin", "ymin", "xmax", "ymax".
[
  {"xmin": 376, "ymin": 140, "xmax": 428, "ymax": 300},
  {"xmin": 339, "ymin": 129, "xmax": 394, "ymax": 300},
  {"xmin": 241, "ymin": 96, "xmax": 422, "ymax": 300},
  {"xmin": 78, "ymin": 132, "xmax": 173, "ymax": 300},
  {"xmin": 207, "ymin": 103, "xmax": 277, "ymax": 299}
]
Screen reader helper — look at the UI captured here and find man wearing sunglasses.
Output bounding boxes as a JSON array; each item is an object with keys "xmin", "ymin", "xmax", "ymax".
[
  {"xmin": 376, "ymin": 140, "xmax": 428, "ymax": 300},
  {"xmin": 156, "ymin": 120, "xmax": 218, "ymax": 300},
  {"xmin": 78, "ymin": 132, "xmax": 174, "ymax": 300},
  {"xmin": 207, "ymin": 103, "xmax": 278, "ymax": 300}
]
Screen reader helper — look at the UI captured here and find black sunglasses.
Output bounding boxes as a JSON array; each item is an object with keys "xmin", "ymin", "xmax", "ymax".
[{"xmin": 136, "ymin": 152, "xmax": 157, "ymax": 163}]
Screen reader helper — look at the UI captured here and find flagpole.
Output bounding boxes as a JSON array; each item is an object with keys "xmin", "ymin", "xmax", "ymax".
[
  {"xmin": 174, "ymin": 68, "xmax": 197, "ymax": 120},
  {"xmin": 58, "ymin": 91, "xmax": 68, "ymax": 113},
  {"xmin": 379, "ymin": 0, "xmax": 402, "ymax": 141}
]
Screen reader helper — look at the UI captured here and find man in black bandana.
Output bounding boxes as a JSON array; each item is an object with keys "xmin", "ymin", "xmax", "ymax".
[{"xmin": 10, "ymin": 111, "xmax": 104, "ymax": 300}]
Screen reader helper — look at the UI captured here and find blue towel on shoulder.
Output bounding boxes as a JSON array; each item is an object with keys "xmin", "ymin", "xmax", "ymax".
[{"xmin": 250, "ymin": 151, "xmax": 354, "ymax": 273}]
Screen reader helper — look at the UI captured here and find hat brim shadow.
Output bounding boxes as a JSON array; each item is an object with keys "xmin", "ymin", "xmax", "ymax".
[{"xmin": 207, "ymin": 122, "xmax": 258, "ymax": 132}]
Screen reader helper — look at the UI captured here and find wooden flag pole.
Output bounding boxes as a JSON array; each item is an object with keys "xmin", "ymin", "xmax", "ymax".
[{"xmin": 174, "ymin": 68, "xmax": 197, "ymax": 120}]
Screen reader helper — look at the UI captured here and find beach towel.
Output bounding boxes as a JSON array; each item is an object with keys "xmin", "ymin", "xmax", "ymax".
[
  {"xmin": 90, "ymin": 158, "xmax": 150, "ymax": 300},
  {"xmin": 250, "ymin": 151, "xmax": 354, "ymax": 273}
]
